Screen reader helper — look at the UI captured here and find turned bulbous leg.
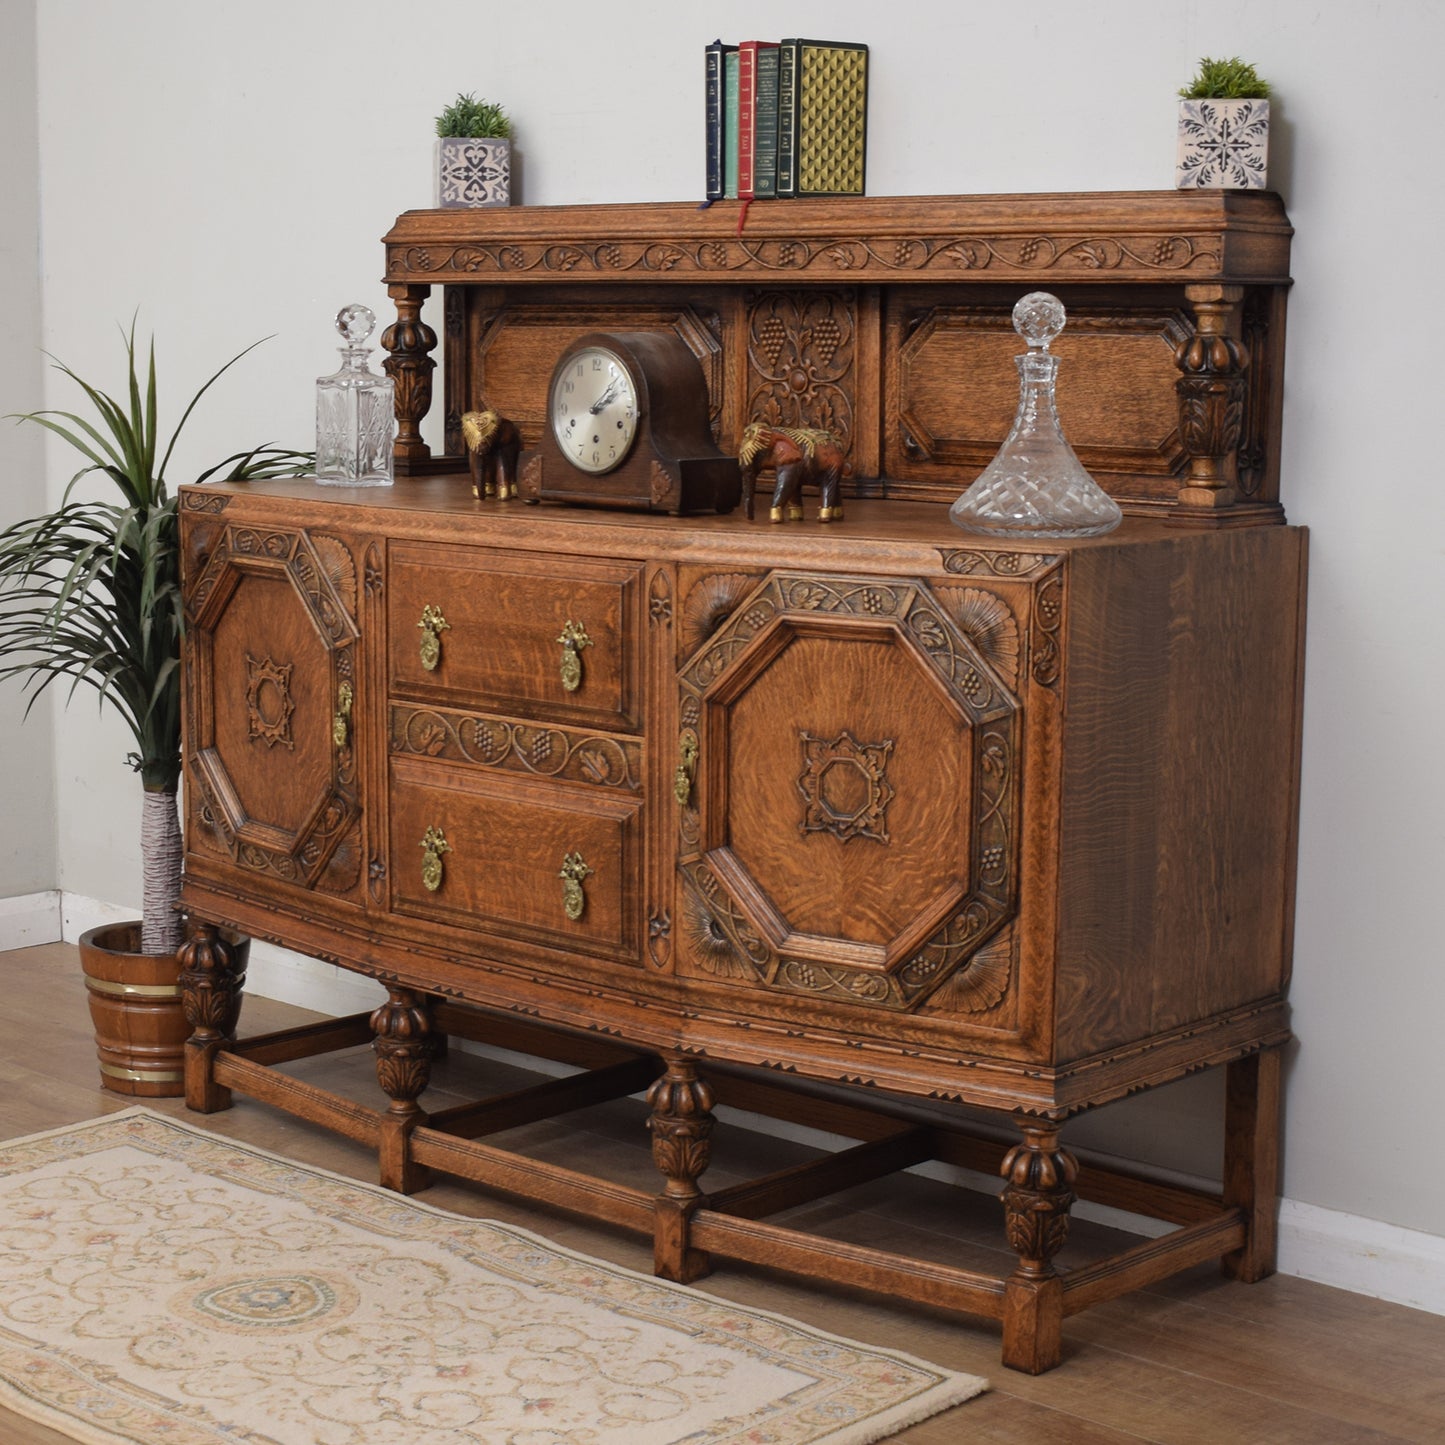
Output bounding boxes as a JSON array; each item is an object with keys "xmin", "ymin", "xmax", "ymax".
[
  {"xmin": 180, "ymin": 920, "xmax": 248, "ymax": 1113},
  {"xmin": 371, "ymin": 986, "xmax": 436, "ymax": 1194},
  {"xmin": 647, "ymin": 1056, "xmax": 715, "ymax": 1283},
  {"xmin": 999, "ymin": 1115, "xmax": 1079, "ymax": 1373}
]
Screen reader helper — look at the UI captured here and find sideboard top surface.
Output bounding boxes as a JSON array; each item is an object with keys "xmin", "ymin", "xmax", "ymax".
[{"xmin": 383, "ymin": 190, "xmax": 1293, "ymax": 287}]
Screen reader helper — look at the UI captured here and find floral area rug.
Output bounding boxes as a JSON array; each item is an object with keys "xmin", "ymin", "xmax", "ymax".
[{"xmin": 0, "ymin": 1108, "xmax": 986, "ymax": 1444}]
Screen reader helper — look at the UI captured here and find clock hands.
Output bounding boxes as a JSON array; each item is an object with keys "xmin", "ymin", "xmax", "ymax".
[{"xmin": 590, "ymin": 377, "xmax": 623, "ymax": 413}]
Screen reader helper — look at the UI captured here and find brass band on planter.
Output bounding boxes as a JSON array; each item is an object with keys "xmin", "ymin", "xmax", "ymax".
[
  {"xmin": 100, "ymin": 1062, "xmax": 184, "ymax": 1083},
  {"xmin": 84, "ymin": 978, "xmax": 183, "ymax": 999},
  {"xmin": 556, "ymin": 620, "xmax": 592, "ymax": 692},
  {"xmin": 674, "ymin": 730, "xmax": 699, "ymax": 806},
  {"xmin": 333, "ymin": 680, "xmax": 354, "ymax": 749},
  {"xmin": 418, "ymin": 605, "xmax": 451, "ymax": 671},
  {"xmin": 420, "ymin": 825, "xmax": 451, "ymax": 892},
  {"xmin": 559, "ymin": 851, "xmax": 593, "ymax": 921}
]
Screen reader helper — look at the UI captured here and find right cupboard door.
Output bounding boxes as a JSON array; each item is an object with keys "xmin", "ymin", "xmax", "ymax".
[{"xmin": 674, "ymin": 570, "xmax": 1023, "ymax": 1018}]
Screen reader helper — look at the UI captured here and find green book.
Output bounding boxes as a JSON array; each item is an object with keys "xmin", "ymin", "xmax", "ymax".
[
  {"xmin": 723, "ymin": 48, "xmax": 740, "ymax": 200},
  {"xmin": 776, "ymin": 39, "xmax": 800, "ymax": 197},
  {"xmin": 753, "ymin": 44, "xmax": 780, "ymax": 198}
]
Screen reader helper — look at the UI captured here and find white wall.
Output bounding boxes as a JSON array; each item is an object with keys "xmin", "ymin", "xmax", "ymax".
[
  {"xmin": 0, "ymin": 0, "xmax": 57, "ymax": 897},
  {"xmin": 22, "ymin": 0, "xmax": 1445, "ymax": 1243}
]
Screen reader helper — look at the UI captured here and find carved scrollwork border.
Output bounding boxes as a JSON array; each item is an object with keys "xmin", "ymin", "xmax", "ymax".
[
  {"xmin": 389, "ymin": 705, "xmax": 642, "ymax": 791},
  {"xmin": 388, "ymin": 230, "xmax": 1224, "ymax": 282}
]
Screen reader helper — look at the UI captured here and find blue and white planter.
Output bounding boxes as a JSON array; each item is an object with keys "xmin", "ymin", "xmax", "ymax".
[
  {"xmin": 435, "ymin": 136, "xmax": 512, "ymax": 208},
  {"xmin": 1176, "ymin": 98, "xmax": 1270, "ymax": 189}
]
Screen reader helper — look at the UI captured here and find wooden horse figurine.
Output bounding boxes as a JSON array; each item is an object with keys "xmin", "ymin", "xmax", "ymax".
[
  {"xmin": 737, "ymin": 422, "xmax": 851, "ymax": 523},
  {"xmin": 461, "ymin": 410, "xmax": 522, "ymax": 500}
]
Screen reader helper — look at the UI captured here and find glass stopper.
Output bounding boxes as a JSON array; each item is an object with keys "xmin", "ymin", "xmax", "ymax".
[
  {"xmin": 1012, "ymin": 291, "xmax": 1065, "ymax": 350},
  {"xmin": 335, "ymin": 303, "xmax": 377, "ymax": 346}
]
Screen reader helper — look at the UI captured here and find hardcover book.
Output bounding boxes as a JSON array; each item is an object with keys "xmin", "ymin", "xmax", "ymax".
[
  {"xmin": 737, "ymin": 41, "xmax": 762, "ymax": 199},
  {"xmin": 704, "ymin": 39, "xmax": 735, "ymax": 202},
  {"xmin": 779, "ymin": 39, "xmax": 869, "ymax": 198},
  {"xmin": 723, "ymin": 47, "xmax": 740, "ymax": 199},
  {"xmin": 752, "ymin": 43, "xmax": 781, "ymax": 198}
]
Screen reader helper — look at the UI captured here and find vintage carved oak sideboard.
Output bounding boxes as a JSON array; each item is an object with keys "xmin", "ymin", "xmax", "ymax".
[{"xmin": 177, "ymin": 193, "xmax": 1305, "ymax": 1373}]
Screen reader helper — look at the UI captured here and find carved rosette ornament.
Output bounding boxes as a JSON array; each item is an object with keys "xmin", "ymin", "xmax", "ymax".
[
  {"xmin": 646, "ymin": 1058, "xmax": 716, "ymax": 1199},
  {"xmin": 179, "ymin": 922, "xmax": 247, "ymax": 1040},
  {"xmin": 381, "ymin": 284, "xmax": 438, "ymax": 466},
  {"xmin": 1174, "ymin": 284, "xmax": 1248, "ymax": 510},
  {"xmin": 370, "ymin": 987, "xmax": 436, "ymax": 1115},
  {"xmin": 1000, "ymin": 1120, "xmax": 1080, "ymax": 1278}
]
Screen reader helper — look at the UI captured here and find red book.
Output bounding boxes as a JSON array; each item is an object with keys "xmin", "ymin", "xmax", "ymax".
[{"xmin": 737, "ymin": 40, "xmax": 778, "ymax": 200}]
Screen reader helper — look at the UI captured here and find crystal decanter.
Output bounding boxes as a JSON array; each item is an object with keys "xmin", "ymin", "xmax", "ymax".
[
  {"xmin": 315, "ymin": 303, "xmax": 395, "ymax": 486},
  {"xmin": 949, "ymin": 292, "xmax": 1122, "ymax": 538}
]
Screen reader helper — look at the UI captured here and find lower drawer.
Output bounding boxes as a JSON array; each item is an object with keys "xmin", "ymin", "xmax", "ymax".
[{"xmin": 389, "ymin": 756, "xmax": 642, "ymax": 964}]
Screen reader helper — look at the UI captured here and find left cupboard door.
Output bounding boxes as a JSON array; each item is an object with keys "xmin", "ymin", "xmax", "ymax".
[{"xmin": 182, "ymin": 519, "xmax": 368, "ymax": 908}]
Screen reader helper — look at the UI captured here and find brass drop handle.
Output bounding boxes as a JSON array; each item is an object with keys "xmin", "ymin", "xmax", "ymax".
[
  {"xmin": 674, "ymin": 730, "xmax": 699, "ymax": 806},
  {"xmin": 420, "ymin": 826, "xmax": 451, "ymax": 892},
  {"xmin": 332, "ymin": 681, "xmax": 354, "ymax": 749},
  {"xmin": 559, "ymin": 851, "xmax": 593, "ymax": 921},
  {"xmin": 418, "ymin": 605, "xmax": 451, "ymax": 672},
  {"xmin": 557, "ymin": 620, "xmax": 592, "ymax": 692}
]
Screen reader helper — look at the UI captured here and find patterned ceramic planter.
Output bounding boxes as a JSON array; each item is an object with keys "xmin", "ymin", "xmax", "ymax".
[
  {"xmin": 1176, "ymin": 98, "xmax": 1270, "ymax": 189},
  {"xmin": 435, "ymin": 136, "xmax": 511, "ymax": 208}
]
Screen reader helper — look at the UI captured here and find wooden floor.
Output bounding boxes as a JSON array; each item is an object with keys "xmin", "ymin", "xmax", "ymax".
[{"xmin": 3, "ymin": 942, "xmax": 1443, "ymax": 1444}]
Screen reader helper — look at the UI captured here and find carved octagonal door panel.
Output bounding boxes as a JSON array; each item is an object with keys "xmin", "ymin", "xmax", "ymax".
[
  {"xmin": 184, "ymin": 526, "xmax": 364, "ymax": 901},
  {"xmin": 676, "ymin": 572, "xmax": 1021, "ymax": 1012}
]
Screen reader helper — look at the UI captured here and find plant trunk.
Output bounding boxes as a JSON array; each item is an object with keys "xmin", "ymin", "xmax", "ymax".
[{"xmin": 140, "ymin": 786, "xmax": 184, "ymax": 956}]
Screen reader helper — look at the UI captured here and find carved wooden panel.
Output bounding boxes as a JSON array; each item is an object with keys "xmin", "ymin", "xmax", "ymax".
[
  {"xmin": 461, "ymin": 295, "xmax": 725, "ymax": 452},
  {"xmin": 745, "ymin": 290, "xmax": 856, "ymax": 445},
  {"xmin": 888, "ymin": 294, "xmax": 1192, "ymax": 505},
  {"xmin": 676, "ymin": 570, "xmax": 1021, "ymax": 1012},
  {"xmin": 182, "ymin": 526, "xmax": 363, "ymax": 902}
]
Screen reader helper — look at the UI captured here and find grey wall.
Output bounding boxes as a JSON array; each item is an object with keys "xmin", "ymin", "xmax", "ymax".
[
  {"xmin": 15, "ymin": 0, "xmax": 1445, "ymax": 1241},
  {"xmin": 0, "ymin": 0, "xmax": 57, "ymax": 895}
]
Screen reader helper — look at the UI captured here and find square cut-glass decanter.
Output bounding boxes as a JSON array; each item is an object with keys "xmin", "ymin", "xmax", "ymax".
[{"xmin": 316, "ymin": 303, "xmax": 395, "ymax": 486}]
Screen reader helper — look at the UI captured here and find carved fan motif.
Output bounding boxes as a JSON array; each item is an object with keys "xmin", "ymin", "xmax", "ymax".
[
  {"xmin": 948, "ymin": 589, "xmax": 1020, "ymax": 686},
  {"xmin": 311, "ymin": 535, "xmax": 358, "ymax": 615},
  {"xmin": 925, "ymin": 934, "xmax": 1013, "ymax": 1014},
  {"xmin": 681, "ymin": 889, "xmax": 754, "ymax": 979},
  {"xmin": 679, "ymin": 574, "xmax": 762, "ymax": 659}
]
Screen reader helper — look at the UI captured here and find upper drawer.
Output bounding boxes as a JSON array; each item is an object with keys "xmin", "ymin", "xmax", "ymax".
[{"xmin": 388, "ymin": 542, "xmax": 642, "ymax": 730}]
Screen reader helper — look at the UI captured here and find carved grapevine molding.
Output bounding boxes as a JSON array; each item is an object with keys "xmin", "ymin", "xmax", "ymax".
[
  {"xmin": 390, "ymin": 705, "xmax": 642, "ymax": 790},
  {"xmin": 746, "ymin": 291, "xmax": 854, "ymax": 441},
  {"xmin": 388, "ymin": 230, "xmax": 1224, "ymax": 281}
]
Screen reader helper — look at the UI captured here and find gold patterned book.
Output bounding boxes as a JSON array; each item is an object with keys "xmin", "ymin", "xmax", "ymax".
[{"xmin": 778, "ymin": 39, "xmax": 868, "ymax": 198}]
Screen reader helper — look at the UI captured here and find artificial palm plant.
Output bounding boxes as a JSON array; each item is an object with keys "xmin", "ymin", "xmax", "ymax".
[{"xmin": 1, "ymin": 322, "xmax": 310, "ymax": 956}]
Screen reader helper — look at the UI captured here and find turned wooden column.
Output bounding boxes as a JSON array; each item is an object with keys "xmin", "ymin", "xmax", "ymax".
[
  {"xmin": 1222, "ymin": 1046, "xmax": 1283, "ymax": 1281},
  {"xmin": 381, "ymin": 283, "xmax": 437, "ymax": 470},
  {"xmin": 179, "ymin": 920, "xmax": 247, "ymax": 1113},
  {"xmin": 371, "ymin": 986, "xmax": 436, "ymax": 1193},
  {"xmin": 1173, "ymin": 283, "xmax": 1249, "ymax": 517},
  {"xmin": 647, "ymin": 1056, "xmax": 715, "ymax": 1284},
  {"xmin": 999, "ymin": 1116, "xmax": 1079, "ymax": 1373}
]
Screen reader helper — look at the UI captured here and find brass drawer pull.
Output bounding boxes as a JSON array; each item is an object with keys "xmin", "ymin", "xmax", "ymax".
[
  {"xmin": 557, "ymin": 620, "xmax": 592, "ymax": 692},
  {"xmin": 418, "ymin": 605, "xmax": 451, "ymax": 671},
  {"xmin": 674, "ymin": 730, "xmax": 699, "ymax": 806},
  {"xmin": 559, "ymin": 851, "xmax": 594, "ymax": 921},
  {"xmin": 332, "ymin": 681, "xmax": 354, "ymax": 749},
  {"xmin": 420, "ymin": 826, "xmax": 451, "ymax": 892}
]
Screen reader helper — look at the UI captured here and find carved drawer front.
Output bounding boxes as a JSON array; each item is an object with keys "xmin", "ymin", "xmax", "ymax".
[
  {"xmin": 389, "ymin": 755, "xmax": 641, "ymax": 963},
  {"xmin": 388, "ymin": 542, "xmax": 642, "ymax": 731},
  {"xmin": 675, "ymin": 570, "xmax": 1022, "ymax": 1017},
  {"xmin": 182, "ymin": 525, "xmax": 364, "ymax": 902}
]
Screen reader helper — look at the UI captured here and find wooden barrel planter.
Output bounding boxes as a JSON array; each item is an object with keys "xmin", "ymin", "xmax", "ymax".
[{"xmin": 80, "ymin": 922, "xmax": 250, "ymax": 1097}]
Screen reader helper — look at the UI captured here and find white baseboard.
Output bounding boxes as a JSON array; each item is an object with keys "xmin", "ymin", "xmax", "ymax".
[
  {"xmin": 0, "ymin": 891, "xmax": 62, "ymax": 950},
  {"xmin": 43, "ymin": 891, "xmax": 1445, "ymax": 1318}
]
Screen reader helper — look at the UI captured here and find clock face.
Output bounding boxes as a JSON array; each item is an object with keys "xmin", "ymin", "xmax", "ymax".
[{"xmin": 549, "ymin": 346, "xmax": 639, "ymax": 475}]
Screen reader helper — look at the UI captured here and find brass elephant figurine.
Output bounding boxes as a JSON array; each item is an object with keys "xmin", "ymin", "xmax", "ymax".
[
  {"xmin": 738, "ymin": 422, "xmax": 851, "ymax": 523},
  {"xmin": 461, "ymin": 410, "xmax": 522, "ymax": 500}
]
